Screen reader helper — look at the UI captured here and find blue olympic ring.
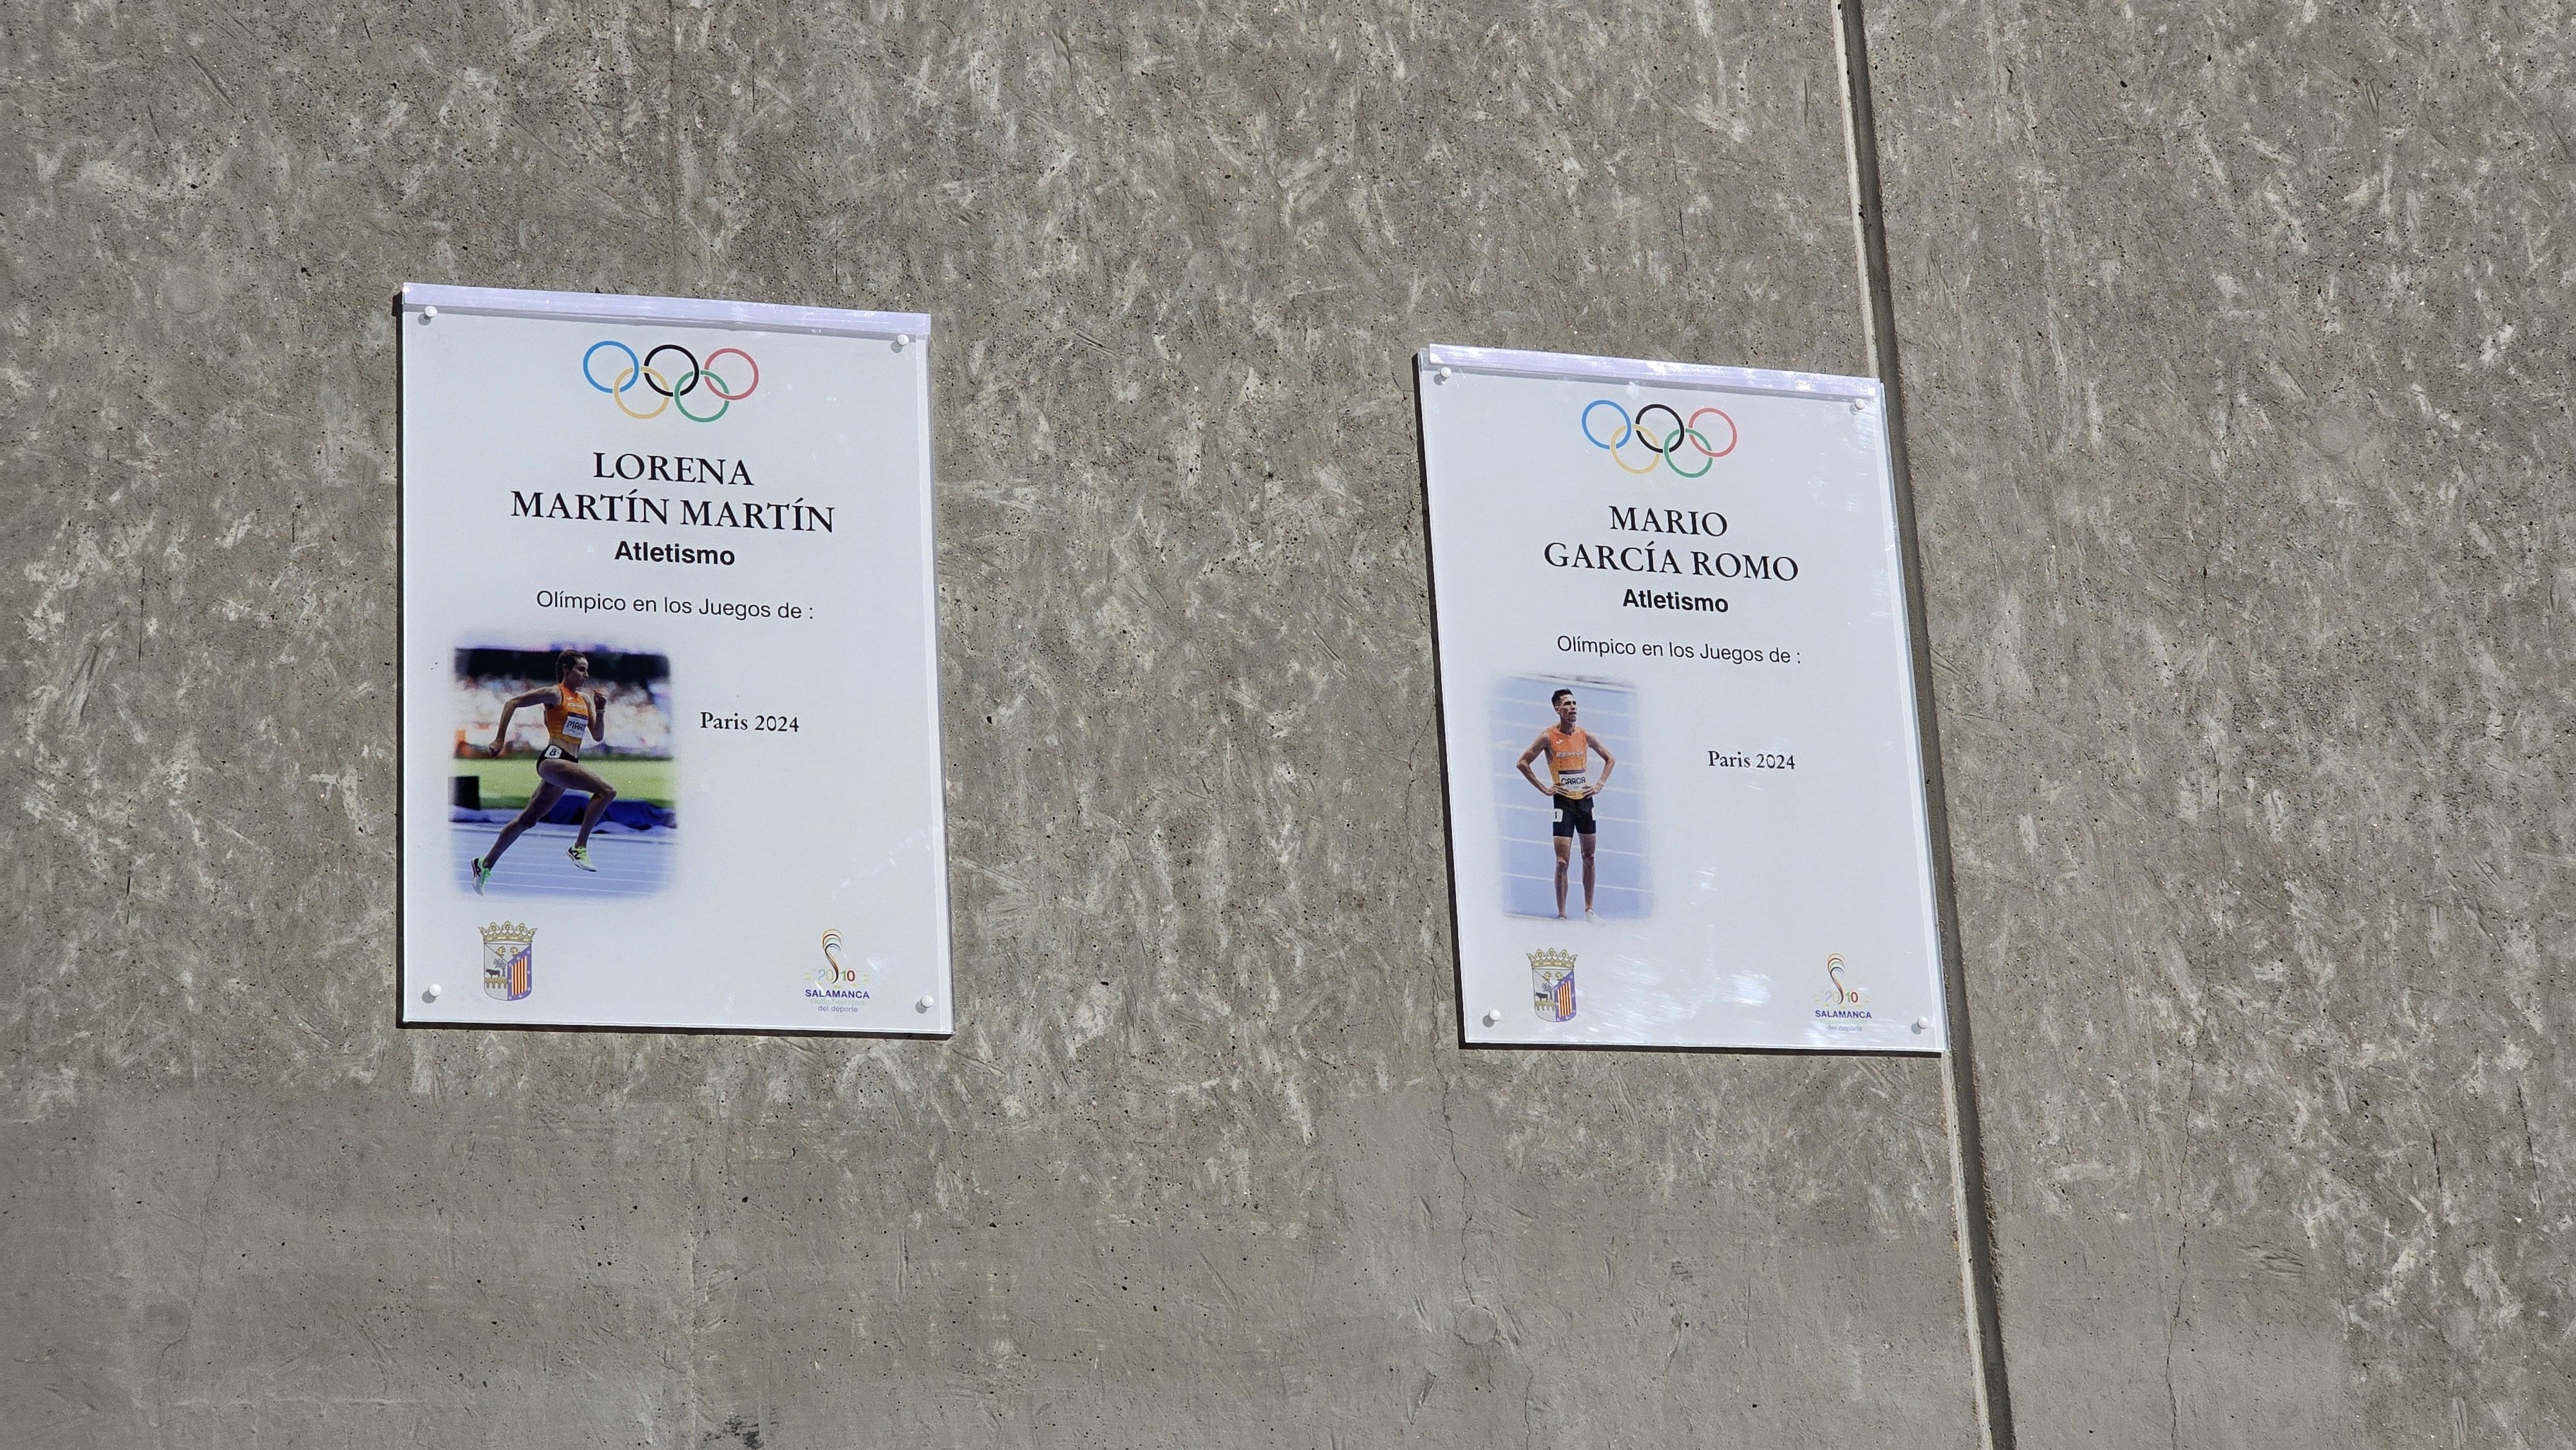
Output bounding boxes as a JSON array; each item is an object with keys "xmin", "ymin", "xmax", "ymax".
[
  {"xmin": 583, "ymin": 340, "xmax": 641, "ymax": 394},
  {"xmin": 1580, "ymin": 399, "xmax": 1632, "ymax": 449}
]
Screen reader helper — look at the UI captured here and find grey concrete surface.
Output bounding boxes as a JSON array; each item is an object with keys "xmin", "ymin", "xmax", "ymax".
[
  {"xmin": 3, "ymin": 3, "xmax": 1983, "ymax": 1447},
  {"xmin": 1869, "ymin": 3, "xmax": 2576, "ymax": 1446}
]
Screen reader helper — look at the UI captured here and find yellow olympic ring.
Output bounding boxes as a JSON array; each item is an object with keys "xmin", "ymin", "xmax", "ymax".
[{"xmin": 612, "ymin": 366, "xmax": 672, "ymax": 420}]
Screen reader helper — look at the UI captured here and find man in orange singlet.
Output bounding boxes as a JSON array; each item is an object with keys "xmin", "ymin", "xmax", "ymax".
[
  {"xmin": 469, "ymin": 649, "xmax": 620, "ymax": 891},
  {"xmin": 1517, "ymin": 688, "xmax": 1616, "ymax": 921}
]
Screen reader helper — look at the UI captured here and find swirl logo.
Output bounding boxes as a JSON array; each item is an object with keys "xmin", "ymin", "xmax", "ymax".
[
  {"xmin": 583, "ymin": 340, "xmax": 760, "ymax": 422},
  {"xmin": 814, "ymin": 930, "xmax": 864, "ymax": 987},
  {"xmin": 1824, "ymin": 954, "xmax": 1864, "ymax": 1007},
  {"xmin": 1581, "ymin": 399, "xmax": 1738, "ymax": 476}
]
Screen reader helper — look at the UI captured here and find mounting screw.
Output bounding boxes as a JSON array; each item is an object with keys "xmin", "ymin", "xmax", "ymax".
[
  {"xmin": 422, "ymin": 984, "xmax": 442, "ymax": 1002},
  {"xmin": 1481, "ymin": 1009, "xmax": 1501, "ymax": 1026},
  {"xmin": 1911, "ymin": 1017, "xmax": 1928, "ymax": 1034},
  {"xmin": 1435, "ymin": 366, "xmax": 1452, "ymax": 384},
  {"xmin": 893, "ymin": 333, "xmax": 911, "ymax": 352},
  {"xmin": 420, "ymin": 306, "xmax": 437, "ymax": 323},
  {"xmin": 915, "ymin": 994, "xmax": 935, "ymax": 1012}
]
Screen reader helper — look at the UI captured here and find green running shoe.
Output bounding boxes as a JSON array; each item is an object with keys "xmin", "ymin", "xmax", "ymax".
[
  {"xmin": 567, "ymin": 845, "xmax": 598, "ymax": 872},
  {"xmin": 471, "ymin": 857, "xmax": 491, "ymax": 894}
]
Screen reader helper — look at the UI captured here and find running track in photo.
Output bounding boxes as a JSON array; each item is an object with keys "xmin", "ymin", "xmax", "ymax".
[{"xmin": 453, "ymin": 821, "xmax": 672, "ymax": 899}]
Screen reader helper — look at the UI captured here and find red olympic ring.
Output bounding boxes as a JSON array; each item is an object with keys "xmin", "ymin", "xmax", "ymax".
[
  {"xmin": 1688, "ymin": 406, "xmax": 1738, "ymax": 458},
  {"xmin": 701, "ymin": 348, "xmax": 759, "ymax": 400}
]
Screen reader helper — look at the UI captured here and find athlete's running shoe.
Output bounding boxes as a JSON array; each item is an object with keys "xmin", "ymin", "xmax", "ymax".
[
  {"xmin": 567, "ymin": 845, "xmax": 598, "ymax": 872},
  {"xmin": 1584, "ymin": 907, "xmax": 1598, "ymax": 923},
  {"xmin": 471, "ymin": 857, "xmax": 491, "ymax": 894}
]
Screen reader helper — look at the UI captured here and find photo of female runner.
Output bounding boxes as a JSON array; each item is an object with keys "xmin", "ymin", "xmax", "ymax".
[{"xmin": 470, "ymin": 650, "xmax": 618, "ymax": 890}]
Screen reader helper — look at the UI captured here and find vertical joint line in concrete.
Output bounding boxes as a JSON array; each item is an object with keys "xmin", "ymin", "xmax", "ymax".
[
  {"xmin": 1830, "ymin": 3, "xmax": 2018, "ymax": 1447},
  {"xmin": 667, "ymin": 0, "xmax": 685, "ymax": 294}
]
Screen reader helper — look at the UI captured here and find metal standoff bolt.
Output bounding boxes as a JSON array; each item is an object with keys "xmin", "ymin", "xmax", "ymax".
[
  {"xmin": 1482, "ymin": 1009, "xmax": 1501, "ymax": 1026},
  {"xmin": 422, "ymin": 984, "xmax": 442, "ymax": 1002},
  {"xmin": 915, "ymin": 994, "xmax": 936, "ymax": 1012},
  {"xmin": 893, "ymin": 333, "xmax": 911, "ymax": 352},
  {"xmin": 1911, "ymin": 1017, "xmax": 1928, "ymax": 1034},
  {"xmin": 1435, "ymin": 366, "xmax": 1452, "ymax": 384},
  {"xmin": 421, "ymin": 306, "xmax": 437, "ymax": 323}
]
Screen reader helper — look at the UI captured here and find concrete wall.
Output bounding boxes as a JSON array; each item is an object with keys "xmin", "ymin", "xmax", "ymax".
[
  {"xmin": 5, "ymin": 1, "xmax": 2567, "ymax": 1447},
  {"xmin": 1871, "ymin": 2, "xmax": 2576, "ymax": 1445},
  {"xmin": 3, "ymin": 3, "xmax": 1980, "ymax": 1447}
]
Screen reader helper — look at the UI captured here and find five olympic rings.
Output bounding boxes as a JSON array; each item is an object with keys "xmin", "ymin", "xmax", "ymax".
[
  {"xmin": 1580, "ymin": 399, "xmax": 1738, "ymax": 477},
  {"xmin": 583, "ymin": 340, "xmax": 761, "ymax": 422}
]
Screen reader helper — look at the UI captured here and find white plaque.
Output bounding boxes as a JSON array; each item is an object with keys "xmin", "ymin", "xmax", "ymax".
[
  {"xmin": 399, "ymin": 285, "xmax": 951, "ymax": 1033},
  {"xmin": 1418, "ymin": 345, "xmax": 1946, "ymax": 1051}
]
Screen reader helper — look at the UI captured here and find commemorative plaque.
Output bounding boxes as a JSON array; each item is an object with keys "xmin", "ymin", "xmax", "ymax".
[
  {"xmin": 399, "ymin": 285, "xmax": 951, "ymax": 1033},
  {"xmin": 1417, "ymin": 344, "xmax": 1946, "ymax": 1051}
]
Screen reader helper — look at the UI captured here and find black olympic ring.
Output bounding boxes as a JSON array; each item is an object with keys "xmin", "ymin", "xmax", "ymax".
[
  {"xmin": 1633, "ymin": 403, "xmax": 1687, "ymax": 453},
  {"xmin": 642, "ymin": 343, "xmax": 702, "ymax": 397}
]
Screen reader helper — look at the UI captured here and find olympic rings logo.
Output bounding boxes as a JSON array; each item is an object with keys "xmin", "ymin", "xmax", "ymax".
[
  {"xmin": 582, "ymin": 340, "xmax": 760, "ymax": 422},
  {"xmin": 1580, "ymin": 399, "xmax": 1738, "ymax": 477}
]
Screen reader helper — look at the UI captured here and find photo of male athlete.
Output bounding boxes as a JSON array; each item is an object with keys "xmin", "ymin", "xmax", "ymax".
[
  {"xmin": 1517, "ymin": 688, "xmax": 1616, "ymax": 921},
  {"xmin": 469, "ymin": 650, "xmax": 619, "ymax": 890}
]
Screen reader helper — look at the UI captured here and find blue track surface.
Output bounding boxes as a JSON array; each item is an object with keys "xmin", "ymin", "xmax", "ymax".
[{"xmin": 453, "ymin": 820, "xmax": 673, "ymax": 899}]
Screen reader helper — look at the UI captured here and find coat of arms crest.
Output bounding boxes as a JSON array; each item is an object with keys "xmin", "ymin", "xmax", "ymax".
[{"xmin": 480, "ymin": 922, "xmax": 535, "ymax": 1001}]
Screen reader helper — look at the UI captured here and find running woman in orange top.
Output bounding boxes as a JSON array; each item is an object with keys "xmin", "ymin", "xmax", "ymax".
[
  {"xmin": 470, "ymin": 650, "xmax": 620, "ymax": 891},
  {"xmin": 1517, "ymin": 688, "xmax": 1616, "ymax": 921}
]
